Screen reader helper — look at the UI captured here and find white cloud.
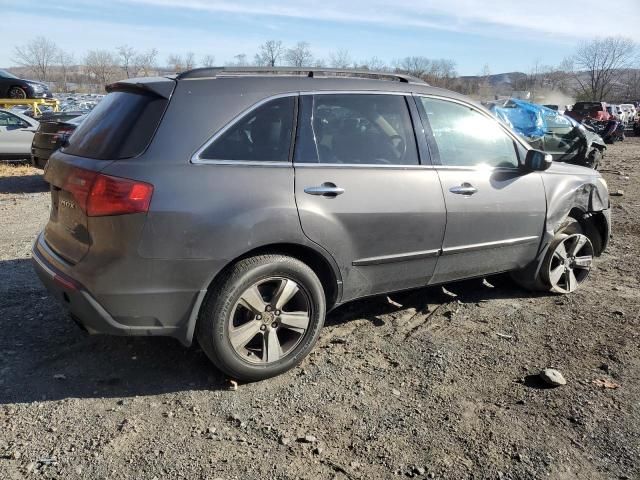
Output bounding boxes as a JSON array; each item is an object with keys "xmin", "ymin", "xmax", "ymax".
[{"xmin": 118, "ymin": 0, "xmax": 640, "ymax": 41}]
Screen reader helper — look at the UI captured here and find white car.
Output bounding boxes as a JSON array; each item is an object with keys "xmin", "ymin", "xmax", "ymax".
[
  {"xmin": 619, "ymin": 104, "xmax": 637, "ymax": 124},
  {"xmin": 0, "ymin": 109, "xmax": 38, "ymax": 161}
]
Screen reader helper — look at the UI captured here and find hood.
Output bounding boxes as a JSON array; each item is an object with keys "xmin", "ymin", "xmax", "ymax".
[
  {"xmin": 583, "ymin": 127, "xmax": 606, "ymax": 148},
  {"xmin": 25, "ymin": 80, "xmax": 49, "ymax": 90},
  {"xmin": 545, "ymin": 161, "xmax": 601, "ymax": 177}
]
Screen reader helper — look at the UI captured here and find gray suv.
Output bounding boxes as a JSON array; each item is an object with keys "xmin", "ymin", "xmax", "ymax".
[{"xmin": 33, "ymin": 68, "xmax": 611, "ymax": 381}]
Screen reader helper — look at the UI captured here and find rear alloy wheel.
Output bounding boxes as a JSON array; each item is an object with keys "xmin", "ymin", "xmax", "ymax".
[
  {"xmin": 542, "ymin": 233, "xmax": 594, "ymax": 293},
  {"xmin": 228, "ymin": 277, "xmax": 311, "ymax": 364},
  {"xmin": 8, "ymin": 86, "xmax": 27, "ymax": 99},
  {"xmin": 197, "ymin": 255, "xmax": 325, "ymax": 382}
]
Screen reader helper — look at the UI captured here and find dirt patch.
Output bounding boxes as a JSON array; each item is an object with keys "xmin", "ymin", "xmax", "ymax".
[{"xmin": 1, "ymin": 140, "xmax": 639, "ymax": 479}]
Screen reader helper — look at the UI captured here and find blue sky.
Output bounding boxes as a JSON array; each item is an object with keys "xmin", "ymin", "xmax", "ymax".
[{"xmin": 1, "ymin": 0, "xmax": 638, "ymax": 75}]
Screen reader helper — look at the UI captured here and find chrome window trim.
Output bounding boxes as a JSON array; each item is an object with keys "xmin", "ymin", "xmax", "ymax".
[
  {"xmin": 294, "ymin": 163, "xmax": 520, "ymax": 173},
  {"xmin": 191, "ymin": 92, "xmax": 298, "ymax": 165},
  {"xmin": 300, "ymin": 90, "xmax": 408, "ymax": 96},
  {"xmin": 294, "ymin": 163, "xmax": 433, "ymax": 170}
]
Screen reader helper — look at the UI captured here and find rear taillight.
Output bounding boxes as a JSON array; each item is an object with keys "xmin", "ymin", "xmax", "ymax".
[
  {"xmin": 87, "ymin": 174, "xmax": 153, "ymax": 216},
  {"xmin": 64, "ymin": 167, "xmax": 153, "ymax": 217},
  {"xmin": 53, "ymin": 127, "xmax": 74, "ymax": 142}
]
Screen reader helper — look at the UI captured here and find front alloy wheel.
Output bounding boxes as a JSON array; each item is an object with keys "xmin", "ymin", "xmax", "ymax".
[{"xmin": 543, "ymin": 233, "xmax": 594, "ymax": 293}]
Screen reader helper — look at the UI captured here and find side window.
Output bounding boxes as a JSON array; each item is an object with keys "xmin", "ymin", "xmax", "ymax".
[
  {"xmin": 200, "ymin": 96, "xmax": 295, "ymax": 162},
  {"xmin": 420, "ymin": 97, "xmax": 519, "ymax": 168},
  {"xmin": 0, "ymin": 112, "xmax": 27, "ymax": 128},
  {"xmin": 295, "ymin": 94, "xmax": 419, "ymax": 165}
]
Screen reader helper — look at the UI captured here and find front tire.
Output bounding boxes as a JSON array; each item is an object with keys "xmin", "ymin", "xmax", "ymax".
[
  {"xmin": 196, "ymin": 255, "xmax": 326, "ymax": 382},
  {"xmin": 511, "ymin": 217, "xmax": 594, "ymax": 293},
  {"xmin": 586, "ymin": 148, "xmax": 602, "ymax": 169},
  {"xmin": 8, "ymin": 86, "xmax": 27, "ymax": 99}
]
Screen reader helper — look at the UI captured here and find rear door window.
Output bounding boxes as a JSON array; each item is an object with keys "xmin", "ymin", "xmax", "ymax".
[
  {"xmin": 64, "ymin": 90, "xmax": 167, "ymax": 160},
  {"xmin": 199, "ymin": 96, "xmax": 295, "ymax": 162},
  {"xmin": 295, "ymin": 94, "xmax": 419, "ymax": 165}
]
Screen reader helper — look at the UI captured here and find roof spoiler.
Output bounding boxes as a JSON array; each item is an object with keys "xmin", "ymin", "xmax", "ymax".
[{"xmin": 106, "ymin": 77, "xmax": 175, "ymax": 99}]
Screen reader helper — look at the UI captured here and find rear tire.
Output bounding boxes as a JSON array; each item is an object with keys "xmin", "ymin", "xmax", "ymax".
[{"xmin": 196, "ymin": 255, "xmax": 326, "ymax": 382}]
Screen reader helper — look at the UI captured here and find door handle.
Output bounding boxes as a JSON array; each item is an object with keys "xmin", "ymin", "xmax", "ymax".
[
  {"xmin": 304, "ymin": 182, "xmax": 345, "ymax": 198},
  {"xmin": 449, "ymin": 183, "xmax": 478, "ymax": 196}
]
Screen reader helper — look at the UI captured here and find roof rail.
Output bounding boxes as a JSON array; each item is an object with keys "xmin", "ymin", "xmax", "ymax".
[{"xmin": 176, "ymin": 67, "xmax": 428, "ymax": 85}]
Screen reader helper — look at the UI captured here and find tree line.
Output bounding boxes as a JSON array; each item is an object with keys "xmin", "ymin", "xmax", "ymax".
[{"xmin": 8, "ymin": 36, "xmax": 639, "ymax": 102}]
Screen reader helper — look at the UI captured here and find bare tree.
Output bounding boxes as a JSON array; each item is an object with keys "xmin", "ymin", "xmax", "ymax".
[
  {"xmin": 226, "ymin": 54, "xmax": 249, "ymax": 67},
  {"xmin": 394, "ymin": 56, "xmax": 431, "ymax": 78},
  {"xmin": 329, "ymin": 49, "xmax": 352, "ymax": 69},
  {"xmin": 571, "ymin": 36, "xmax": 636, "ymax": 101},
  {"xmin": 255, "ymin": 40, "xmax": 284, "ymax": 67},
  {"xmin": 285, "ymin": 41, "xmax": 313, "ymax": 67},
  {"xmin": 201, "ymin": 54, "xmax": 216, "ymax": 67},
  {"xmin": 13, "ymin": 36, "xmax": 59, "ymax": 81},
  {"xmin": 57, "ymin": 50, "xmax": 75, "ymax": 92},
  {"xmin": 427, "ymin": 59, "xmax": 457, "ymax": 88},
  {"xmin": 184, "ymin": 52, "xmax": 196, "ymax": 70},
  {"xmin": 358, "ymin": 56, "xmax": 387, "ymax": 71},
  {"xmin": 134, "ymin": 48, "xmax": 158, "ymax": 77},
  {"xmin": 85, "ymin": 50, "xmax": 119, "ymax": 89},
  {"xmin": 117, "ymin": 45, "xmax": 137, "ymax": 78}
]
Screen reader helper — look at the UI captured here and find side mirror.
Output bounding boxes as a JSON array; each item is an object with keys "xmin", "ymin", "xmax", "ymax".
[{"xmin": 524, "ymin": 149, "xmax": 552, "ymax": 171}]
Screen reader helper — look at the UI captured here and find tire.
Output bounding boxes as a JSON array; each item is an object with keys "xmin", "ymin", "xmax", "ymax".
[
  {"xmin": 196, "ymin": 255, "xmax": 326, "ymax": 382},
  {"xmin": 586, "ymin": 148, "xmax": 602, "ymax": 169},
  {"xmin": 511, "ymin": 217, "xmax": 594, "ymax": 293},
  {"xmin": 8, "ymin": 86, "xmax": 27, "ymax": 99}
]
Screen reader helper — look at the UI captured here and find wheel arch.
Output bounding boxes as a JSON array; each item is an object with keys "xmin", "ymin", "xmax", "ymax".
[
  {"xmin": 561, "ymin": 207, "xmax": 608, "ymax": 256},
  {"xmin": 181, "ymin": 242, "xmax": 342, "ymax": 347}
]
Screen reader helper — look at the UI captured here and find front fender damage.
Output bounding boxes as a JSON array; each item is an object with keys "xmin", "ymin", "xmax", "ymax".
[{"xmin": 511, "ymin": 175, "xmax": 610, "ymax": 289}]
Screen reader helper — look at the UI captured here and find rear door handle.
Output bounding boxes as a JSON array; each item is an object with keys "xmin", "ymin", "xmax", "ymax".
[
  {"xmin": 449, "ymin": 183, "xmax": 478, "ymax": 196},
  {"xmin": 304, "ymin": 182, "xmax": 345, "ymax": 198}
]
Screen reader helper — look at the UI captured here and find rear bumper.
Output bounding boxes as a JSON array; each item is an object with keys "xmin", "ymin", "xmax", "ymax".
[{"xmin": 32, "ymin": 234, "xmax": 205, "ymax": 346}]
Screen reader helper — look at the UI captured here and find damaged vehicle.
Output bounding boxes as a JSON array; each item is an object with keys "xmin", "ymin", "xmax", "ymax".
[
  {"xmin": 490, "ymin": 99, "xmax": 606, "ymax": 169},
  {"xmin": 32, "ymin": 68, "xmax": 611, "ymax": 382}
]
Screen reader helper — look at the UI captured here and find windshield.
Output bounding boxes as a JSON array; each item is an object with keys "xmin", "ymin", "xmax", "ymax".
[{"xmin": 0, "ymin": 69, "xmax": 19, "ymax": 79}]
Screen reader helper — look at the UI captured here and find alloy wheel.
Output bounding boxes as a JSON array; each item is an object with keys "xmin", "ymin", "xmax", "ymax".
[
  {"xmin": 546, "ymin": 233, "xmax": 594, "ymax": 293},
  {"xmin": 228, "ymin": 277, "xmax": 312, "ymax": 364},
  {"xmin": 9, "ymin": 87, "xmax": 27, "ymax": 99}
]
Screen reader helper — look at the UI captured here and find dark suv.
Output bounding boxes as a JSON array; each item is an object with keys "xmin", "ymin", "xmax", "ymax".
[{"xmin": 33, "ymin": 68, "xmax": 611, "ymax": 381}]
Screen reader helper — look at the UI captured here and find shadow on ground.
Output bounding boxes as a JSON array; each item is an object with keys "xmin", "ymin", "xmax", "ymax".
[
  {"xmin": 0, "ymin": 258, "xmax": 544, "ymax": 404},
  {"xmin": 0, "ymin": 174, "xmax": 48, "ymax": 194}
]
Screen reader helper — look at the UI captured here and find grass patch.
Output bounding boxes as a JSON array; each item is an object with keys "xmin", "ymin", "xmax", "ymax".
[{"xmin": 0, "ymin": 162, "xmax": 40, "ymax": 177}]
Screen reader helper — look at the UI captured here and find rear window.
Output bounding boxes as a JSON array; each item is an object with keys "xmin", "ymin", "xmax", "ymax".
[
  {"xmin": 63, "ymin": 90, "xmax": 167, "ymax": 160},
  {"xmin": 573, "ymin": 102, "xmax": 601, "ymax": 111}
]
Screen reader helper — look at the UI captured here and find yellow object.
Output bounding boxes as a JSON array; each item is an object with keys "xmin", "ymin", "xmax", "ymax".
[{"xmin": 0, "ymin": 98, "xmax": 60, "ymax": 115}]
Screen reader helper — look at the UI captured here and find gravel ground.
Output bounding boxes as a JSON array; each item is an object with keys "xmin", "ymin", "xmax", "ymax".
[{"xmin": 1, "ymin": 140, "xmax": 639, "ymax": 480}]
